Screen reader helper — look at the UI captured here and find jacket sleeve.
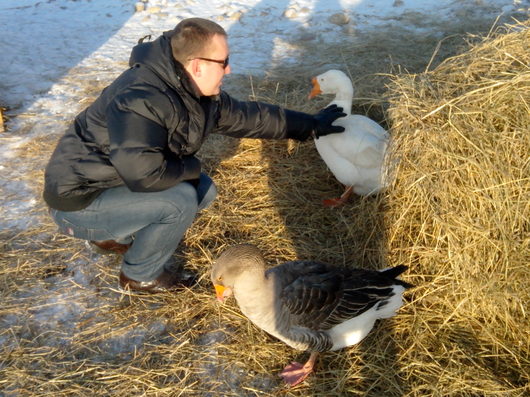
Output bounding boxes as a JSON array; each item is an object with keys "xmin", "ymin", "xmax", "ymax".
[
  {"xmin": 214, "ymin": 92, "xmax": 315, "ymax": 141},
  {"xmin": 106, "ymin": 86, "xmax": 200, "ymax": 192}
]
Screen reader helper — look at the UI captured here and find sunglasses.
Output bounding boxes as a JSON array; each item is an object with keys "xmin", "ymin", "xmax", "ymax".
[{"xmin": 194, "ymin": 56, "xmax": 230, "ymax": 69}]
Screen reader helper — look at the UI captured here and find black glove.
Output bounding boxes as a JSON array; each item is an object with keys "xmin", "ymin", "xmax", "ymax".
[
  {"xmin": 181, "ymin": 155, "xmax": 201, "ymax": 181},
  {"xmin": 312, "ymin": 104, "xmax": 346, "ymax": 139}
]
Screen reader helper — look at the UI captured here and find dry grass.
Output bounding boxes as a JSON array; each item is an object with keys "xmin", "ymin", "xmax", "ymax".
[
  {"xmin": 0, "ymin": 105, "xmax": 5, "ymax": 133},
  {"xmin": 1, "ymin": 19, "xmax": 529, "ymax": 397}
]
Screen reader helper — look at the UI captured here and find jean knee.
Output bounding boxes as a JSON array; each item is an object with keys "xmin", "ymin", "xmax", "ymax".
[{"xmin": 158, "ymin": 183, "xmax": 199, "ymax": 221}]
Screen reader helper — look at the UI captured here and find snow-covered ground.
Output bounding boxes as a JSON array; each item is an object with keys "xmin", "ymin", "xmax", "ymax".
[
  {"xmin": 3, "ymin": 0, "xmax": 528, "ymax": 110},
  {"xmin": 0, "ymin": 0, "xmax": 528, "ymax": 387}
]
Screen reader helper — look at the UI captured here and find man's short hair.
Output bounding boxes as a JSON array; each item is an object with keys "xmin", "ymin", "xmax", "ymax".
[{"xmin": 170, "ymin": 18, "xmax": 227, "ymax": 65}]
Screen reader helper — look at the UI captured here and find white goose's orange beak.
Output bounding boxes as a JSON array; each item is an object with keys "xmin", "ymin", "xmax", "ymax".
[
  {"xmin": 214, "ymin": 284, "xmax": 232, "ymax": 302},
  {"xmin": 308, "ymin": 77, "xmax": 322, "ymax": 99}
]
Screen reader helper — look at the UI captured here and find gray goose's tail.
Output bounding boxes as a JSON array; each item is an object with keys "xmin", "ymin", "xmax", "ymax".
[{"xmin": 380, "ymin": 265, "xmax": 414, "ymax": 289}]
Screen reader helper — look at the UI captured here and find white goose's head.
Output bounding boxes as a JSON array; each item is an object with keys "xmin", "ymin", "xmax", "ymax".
[{"xmin": 309, "ymin": 69, "xmax": 354, "ymax": 99}]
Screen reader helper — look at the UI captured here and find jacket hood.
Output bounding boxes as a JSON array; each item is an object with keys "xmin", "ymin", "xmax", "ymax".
[{"xmin": 128, "ymin": 31, "xmax": 199, "ymax": 98}]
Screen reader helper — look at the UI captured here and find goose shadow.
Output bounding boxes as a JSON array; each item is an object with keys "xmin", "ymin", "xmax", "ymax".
[{"xmin": 252, "ymin": 0, "xmax": 408, "ymax": 394}]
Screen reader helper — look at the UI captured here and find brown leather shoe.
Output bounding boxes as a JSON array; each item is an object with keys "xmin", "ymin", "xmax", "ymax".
[
  {"xmin": 119, "ymin": 269, "xmax": 198, "ymax": 293},
  {"xmin": 89, "ymin": 240, "xmax": 131, "ymax": 255}
]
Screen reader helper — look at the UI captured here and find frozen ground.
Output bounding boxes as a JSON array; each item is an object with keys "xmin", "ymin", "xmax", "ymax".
[
  {"xmin": 0, "ymin": 0, "xmax": 528, "ymax": 391},
  {"xmin": 1, "ymin": 0, "xmax": 527, "ymax": 226}
]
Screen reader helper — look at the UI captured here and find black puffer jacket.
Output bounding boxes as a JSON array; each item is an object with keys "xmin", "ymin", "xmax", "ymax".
[{"xmin": 43, "ymin": 31, "xmax": 316, "ymax": 211}]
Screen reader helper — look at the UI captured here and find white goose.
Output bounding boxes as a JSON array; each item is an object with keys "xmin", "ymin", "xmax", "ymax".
[
  {"xmin": 309, "ymin": 69, "xmax": 390, "ymax": 206},
  {"xmin": 211, "ymin": 244, "xmax": 412, "ymax": 386}
]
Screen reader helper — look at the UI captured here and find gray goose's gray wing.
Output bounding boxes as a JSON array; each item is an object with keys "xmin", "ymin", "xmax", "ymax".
[{"xmin": 272, "ymin": 261, "xmax": 408, "ymax": 330}]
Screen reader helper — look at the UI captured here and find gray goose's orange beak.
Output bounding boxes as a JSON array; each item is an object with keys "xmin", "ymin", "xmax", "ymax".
[{"xmin": 214, "ymin": 284, "xmax": 232, "ymax": 302}]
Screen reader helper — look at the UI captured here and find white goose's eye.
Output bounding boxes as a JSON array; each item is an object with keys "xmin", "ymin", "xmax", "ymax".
[{"xmin": 217, "ymin": 276, "xmax": 222, "ymax": 282}]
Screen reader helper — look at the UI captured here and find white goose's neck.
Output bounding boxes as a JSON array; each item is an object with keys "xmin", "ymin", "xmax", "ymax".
[{"xmin": 329, "ymin": 87, "xmax": 353, "ymax": 114}]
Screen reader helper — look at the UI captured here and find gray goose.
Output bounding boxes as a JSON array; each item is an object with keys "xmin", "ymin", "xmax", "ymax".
[{"xmin": 211, "ymin": 244, "xmax": 413, "ymax": 386}]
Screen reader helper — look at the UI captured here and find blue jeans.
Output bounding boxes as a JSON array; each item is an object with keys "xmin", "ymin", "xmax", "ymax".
[{"xmin": 49, "ymin": 174, "xmax": 217, "ymax": 281}]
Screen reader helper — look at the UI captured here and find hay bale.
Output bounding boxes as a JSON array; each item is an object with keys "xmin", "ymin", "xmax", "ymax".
[{"xmin": 385, "ymin": 21, "xmax": 529, "ymax": 393}]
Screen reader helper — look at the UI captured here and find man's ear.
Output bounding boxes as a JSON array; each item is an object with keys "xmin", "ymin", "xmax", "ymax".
[{"xmin": 188, "ymin": 59, "xmax": 202, "ymax": 77}]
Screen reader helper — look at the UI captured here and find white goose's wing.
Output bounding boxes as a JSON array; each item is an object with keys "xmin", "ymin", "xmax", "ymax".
[{"xmin": 329, "ymin": 116, "xmax": 388, "ymax": 168}]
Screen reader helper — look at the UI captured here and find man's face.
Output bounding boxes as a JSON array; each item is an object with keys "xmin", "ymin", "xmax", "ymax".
[{"xmin": 187, "ymin": 33, "xmax": 231, "ymax": 96}]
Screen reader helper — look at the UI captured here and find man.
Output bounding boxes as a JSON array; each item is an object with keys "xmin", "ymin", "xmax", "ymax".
[{"xmin": 43, "ymin": 18, "xmax": 345, "ymax": 293}]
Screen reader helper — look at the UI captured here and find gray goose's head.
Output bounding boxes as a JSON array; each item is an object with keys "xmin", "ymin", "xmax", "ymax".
[{"xmin": 211, "ymin": 244, "xmax": 266, "ymax": 302}]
